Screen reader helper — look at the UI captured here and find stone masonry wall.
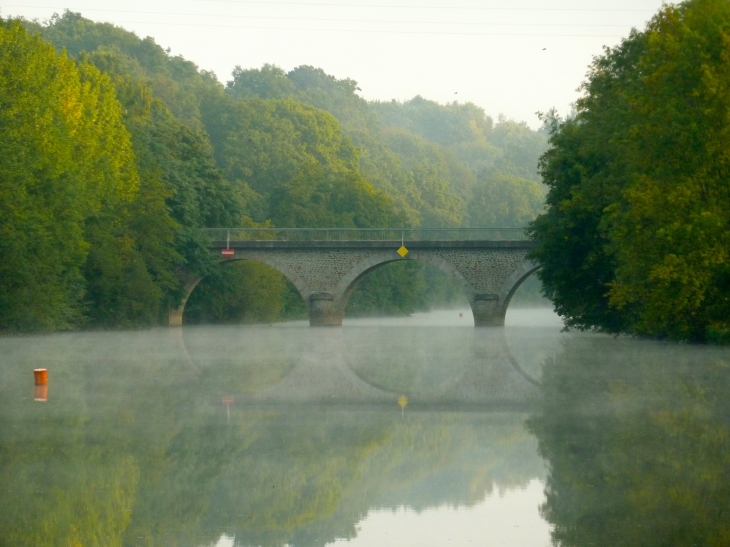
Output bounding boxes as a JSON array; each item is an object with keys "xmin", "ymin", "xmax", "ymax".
[{"xmin": 237, "ymin": 247, "xmax": 530, "ymax": 300}]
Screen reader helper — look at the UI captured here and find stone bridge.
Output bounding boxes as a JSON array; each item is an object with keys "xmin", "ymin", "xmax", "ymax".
[{"xmin": 169, "ymin": 228, "xmax": 538, "ymax": 327}]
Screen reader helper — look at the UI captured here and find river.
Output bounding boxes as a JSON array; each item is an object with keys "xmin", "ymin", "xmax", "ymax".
[{"xmin": 1, "ymin": 308, "xmax": 729, "ymax": 546}]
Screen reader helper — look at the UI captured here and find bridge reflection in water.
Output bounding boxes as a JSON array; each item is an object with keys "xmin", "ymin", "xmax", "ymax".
[
  {"xmin": 0, "ymin": 319, "xmax": 556, "ymax": 546},
  {"xmin": 178, "ymin": 322, "xmax": 543, "ymax": 408},
  {"xmin": 5, "ymin": 319, "xmax": 728, "ymax": 545}
]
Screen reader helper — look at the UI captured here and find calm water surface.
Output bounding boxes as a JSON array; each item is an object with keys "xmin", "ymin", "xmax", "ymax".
[{"xmin": 1, "ymin": 309, "xmax": 729, "ymax": 546}]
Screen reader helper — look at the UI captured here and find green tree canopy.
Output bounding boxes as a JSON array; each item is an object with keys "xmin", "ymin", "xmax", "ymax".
[
  {"xmin": 201, "ymin": 94, "xmax": 398, "ymax": 227},
  {"xmin": 0, "ymin": 21, "xmax": 139, "ymax": 330},
  {"xmin": 529, "ymin": 0, "xmax": 730, "ymax": 342}
]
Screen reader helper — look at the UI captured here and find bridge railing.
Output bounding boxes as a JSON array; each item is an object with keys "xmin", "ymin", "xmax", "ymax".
[{"xmin": 202, "ymin": 227, "xmax": 529, "ymax": 242}]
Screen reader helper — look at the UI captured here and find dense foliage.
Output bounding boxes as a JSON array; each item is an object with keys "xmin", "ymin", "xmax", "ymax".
[
  {"xmin": 0, "ymin": 12, "xmax": 548, "ymax": 331},
  {"xmin": 0, "ymin": 21, "xmax": 164, "ymax": 330},
  {"xmin": 228, "ymin": 66, "xmax": 548, "ymax": 229},
  {"xmin": 529, "ymin": 0, "xmax": 730, "ymax": 342}
]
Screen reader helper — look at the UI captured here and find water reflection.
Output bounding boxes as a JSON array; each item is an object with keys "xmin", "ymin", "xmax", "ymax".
[
  {"xmin": 181, "ymin": 320, "xmax": 541, "ymax": 407},
  {"xmin": 343, "ymin": 326, "xmax": 539, "ymax": 402},
  {"xmin": 0, "ymin": 318, "xmax": 549, "ymax": 546},
  {"xmin": 4, "ymin": 315, "xmax": 729, "ymax": 545},
  {"xmin": 530, "ymin": 336, "xmax": 730, "ymax": 547}
]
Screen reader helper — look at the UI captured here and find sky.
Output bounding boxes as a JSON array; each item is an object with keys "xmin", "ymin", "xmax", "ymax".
[
  {"xmin": 206, "ymin": 476, "xmax": 548, "ymax": 547},
  {"xmin": 3, "ymin": 0, "xmax": 667, "ymax": 127},
  {"xmin": 327, "ymin": 479, "xmax": 550, "ymax": 547}
]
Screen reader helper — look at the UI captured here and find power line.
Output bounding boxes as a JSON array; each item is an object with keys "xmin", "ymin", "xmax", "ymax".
[
  {"xmin": 171, "ymin": 0, "xmax": 657, "ymax": 12},
  {"xmin": 4, "ymin": 5, "xmax": 640, "ymax": 27},
  {"xmin": 8, "ymin": 0, "xmax": 658, "ymax": 12},
  {"xmin": 71, "ymin": 19, "xmax": 624, "ymax": 36}
]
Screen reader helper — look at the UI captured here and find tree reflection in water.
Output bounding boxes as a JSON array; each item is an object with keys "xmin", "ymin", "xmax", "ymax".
[
  {"xmin": 529, "ymin": 336, "xmax": 730, "ymax": 547},
  {"xmin": 0, "ymin": 326, "xmax": 546, "ymax": 547}
]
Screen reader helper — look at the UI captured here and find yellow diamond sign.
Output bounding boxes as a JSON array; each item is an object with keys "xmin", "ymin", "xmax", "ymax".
[{"xmin": 397, "ymin": 245, "xmax": 409, "ymax": 257}]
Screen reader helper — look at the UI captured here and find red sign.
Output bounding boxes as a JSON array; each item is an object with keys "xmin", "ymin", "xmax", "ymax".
[
  {"xmin": 221, "ymin": 248, "xmax": 235, "ymax": 258},
  {"xmin": 222, "ymin": 395, "xmax": 234, "ymax": 405}
]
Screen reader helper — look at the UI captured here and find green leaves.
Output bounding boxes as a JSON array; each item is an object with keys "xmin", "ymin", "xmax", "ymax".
[
  {"xmin": 529, "ymin": 112, "xmax": 630, "ymax": 333},
  {"xmin": 184, "ymin": 261, "xmax": 297, "ymax": 324},
  {"xmin": 603, "ymin": 0, "xmax": 730, "ymax": 340},
  {"xmin": 530, "ymin": 0, "xmax": 730, "ymax": 342},
  {"xmin": 0, "ymin": 22, "xmax": 137, "ymax": 331},
  {"xmin": 202, "ymin": 95, "xmax": 397, "ymax": 228},
  {"xmin": 469, "ymin": 172, "xmax": 544, "ymax": 228}
]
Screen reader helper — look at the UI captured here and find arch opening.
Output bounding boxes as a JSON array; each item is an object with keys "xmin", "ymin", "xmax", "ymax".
[
  {"xmin": 507, "ymin": 269, "xmax": 549, "ymax": 305},
  {"xmin": 341, "ymin": 257, "xmax": 470, "ymax": 321},
  {"xmin": 500, "ymin": 265, "xmax": 542, "ymax": 314},
  {"xmin": 498, "ymin": 264, "xmax": 563, "ymax": 330},
  {"xmin": 181, "ymin": 259, "xmax": 307, "ymax": 325}
]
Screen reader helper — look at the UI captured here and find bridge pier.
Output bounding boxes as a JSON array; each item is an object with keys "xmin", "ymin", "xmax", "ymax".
[
  {"xmin": 471, "ymin": 294, "xmax": 505, "ymax": 327},
  {"xmin": 169, "ymin": 306, "xmax": 185, "ymax": 327},
  {"xmin": 309, "ymin": 292, "xmax": 343, "ymax": 327},
  {"xmin": 169, "ymin": 276, "xmax": 203, "ymax": 326}
]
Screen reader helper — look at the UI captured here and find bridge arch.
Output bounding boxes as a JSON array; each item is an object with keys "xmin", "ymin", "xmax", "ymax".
[
  {"xmin": 228, "ymin": 251, "xmax": 313, "ymax": 303},
  {"xmin": 498, "ymin": 260, "xmax": 542, "ymax": 318},
  {"xmin": 168, "ymin": 254, "xmax": 310, "ymax": 326},
  {"xmin": 171, "ymin": 254, "xmax": 539, "ymax": 328},
  {"xmin": 327, "ymin": 251, "xmax": 478, "ymax": 324},
  {"xmin": 172, "ymin": 229, "xmax": 537, "ymax": 328}
]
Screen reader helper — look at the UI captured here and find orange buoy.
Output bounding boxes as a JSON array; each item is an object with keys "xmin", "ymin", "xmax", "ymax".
[
  {"xmin": 34, "ymin": 369, "xmax": 48, "ymax": 402},
  {"xmin": 34, "ymin": 384, "xmax": 48, "ymax": 402},
  {"xmin": 34, "ymin": 369, "xmax": 48, "ymax": 386},
  {"xmin": 222, "ymin": 395, "xmax": 234, "ymax": 422}
]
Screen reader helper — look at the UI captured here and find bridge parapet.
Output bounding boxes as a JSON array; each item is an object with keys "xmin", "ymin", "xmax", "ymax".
[{"xmin": 202, "ymin": 227, "xmax": 529, "ymax": 243}]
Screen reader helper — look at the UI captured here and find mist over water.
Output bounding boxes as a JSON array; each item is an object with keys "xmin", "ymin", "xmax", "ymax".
[{"xmin": 1, "ymin": 308, "xmax": 729, "ymax": 546}]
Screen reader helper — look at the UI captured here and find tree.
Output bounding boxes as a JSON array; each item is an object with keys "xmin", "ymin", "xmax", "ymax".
[
  {"xmin": 184, "ymin": 261, "xmax": 295, "ymax": 324},
  {"xmin": 468, "ymin": 173, "xmax": 544, "ymax": 228},
  {"xmin": 13, "ymin": 10, "xmax": 552, "ymax": 328},
  {"xmin": 528, "ymin": 111, "xmax": 631, "ymax": 333},
  {"xmin": 605, "ymin": 0, "xmax": 730, "ymax": 340},
  {"xmin": 530, "ymin": 0, "xmax": 730, "ymax": 341},
  {"xmin": 78, "ymin": 47, "xmax": 245, "ymax": 324},
  {"xmin": 227, "ymin": 63, "xmax": 296, "ymax": 100},
  {"xmin": 0, "ymin": 21, "xmax": 138, "ymax": 331},
  {"xmin": 201, "ymin": 94, "xmax": 398, "ymax": 228}
]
